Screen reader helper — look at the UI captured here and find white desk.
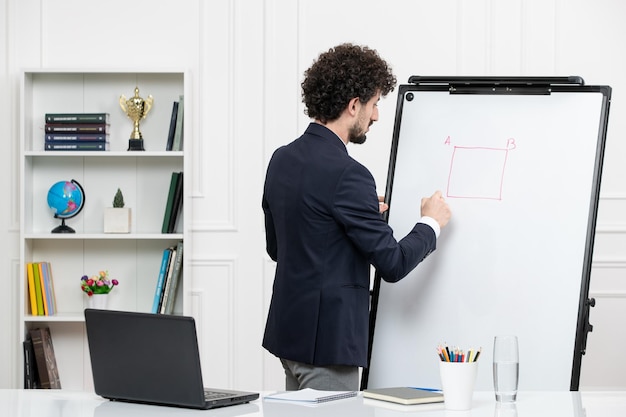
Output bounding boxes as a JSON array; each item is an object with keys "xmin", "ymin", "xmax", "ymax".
[{"xmin": 2, "ymin": 390, "xmax": 626, "ymax": 416}]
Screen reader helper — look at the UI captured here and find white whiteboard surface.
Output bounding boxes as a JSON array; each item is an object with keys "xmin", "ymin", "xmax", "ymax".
[{"xmin": 367, "ymin": 86, "xmax": 608, "ymax": 391}]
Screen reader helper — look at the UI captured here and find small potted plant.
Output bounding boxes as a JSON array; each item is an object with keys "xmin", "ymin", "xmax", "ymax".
[
  {"xmin": 81, "ymin": 270, "xmax": 119, "ymax": 309},
  {"xmin": 104, "ymin": 188, "xmax": 131, "ymax": 233}
]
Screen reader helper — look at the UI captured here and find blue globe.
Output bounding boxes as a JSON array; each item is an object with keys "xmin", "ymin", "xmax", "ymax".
[{"xmin": 47, "ymin": 179, "xmax": 85, "ymax": 233}]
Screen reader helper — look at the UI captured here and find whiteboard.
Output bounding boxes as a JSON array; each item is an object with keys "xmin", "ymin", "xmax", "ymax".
[{"xmin": 366, "ymin": 79, "xmax": 611, "ymax": 391}]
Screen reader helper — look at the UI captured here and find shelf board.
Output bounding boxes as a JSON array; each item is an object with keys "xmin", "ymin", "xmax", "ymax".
[
  {"xmin": 24, "ymin": 151, "xmax": 183, "ymax": 157},
  {"xmin": 24, "ymin": 312, "xmax": 85, "ymax": 323},
  {"xmin": 24, "ymin": 233, "xmax": 183, "ymax": 240}
]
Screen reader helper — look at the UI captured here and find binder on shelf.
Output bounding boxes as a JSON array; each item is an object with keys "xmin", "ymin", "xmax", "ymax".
[
  {"xmin": 151, "ymin": 248, "xmax": 173, "ymax": 314},
  {"xmin": 31, "ymin": 263, "xmax": 44, "ymax": 316},
  {"xmin": 166, "ymin": 101, "xmax": 179, "ymax": 151},
  {"xmin": 23, "ymin": 334, "xmax": 40, "ymax": 389},
  {"xmin": 162, "ymin": 172, "xmax": 182, "ymax": 234},
  {"xmin": 163, "ymin": 241, "xmax": 184, "ymax": 314},
  {"xmin": 26, "ymin": 263, "xmax": 38, "ymax": 316},
  {"xmin": 37, "ymin": 263, "xmax": 50, "ymax": 316},
  {"xmin": 159, "ymin": 247, "xmax": 178, "ymax": 314},
  {"xmin": 168, "ymin": 172, "xmax": 184, "ymax": 233},
  {"xmin": 41, "ymin": 262, "xmax": 57, "ymax": 316},
  {"xmin": 172, "ymin": 95, "xmax": 184, "ymax": 151},
  {"xmin": 29, "ymin": 327, "xmax": 61, "ymax": 389}
]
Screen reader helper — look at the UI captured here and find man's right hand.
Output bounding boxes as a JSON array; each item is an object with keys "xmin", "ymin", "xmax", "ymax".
[{"xmin": 421, "ymin": 190, "xmax": 451, "ymax": 228}]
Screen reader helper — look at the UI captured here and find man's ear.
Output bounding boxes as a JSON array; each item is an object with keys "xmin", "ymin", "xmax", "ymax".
[{"xmin": 347, "ymin": 97, "xmax": 360, "ymax": 116}]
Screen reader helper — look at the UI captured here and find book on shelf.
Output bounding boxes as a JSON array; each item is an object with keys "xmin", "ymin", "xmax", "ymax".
[
  {"xmin": 29, "ymin": 327, "xmax": 61, "ymax": 389},
  {"xmin": 166, "ymin": 101, "xmax": 179, "ymax": 151},
  {"xmin": 40, "ymin": 262, "xmax": 57, "ymax": 316},
  {"xmin": 23, "ymin": 334, "xmax": 40, "ymax": 389},
  {"xmin": 159, "ymin": 246, "xmax": 178, "ymax": 314},
  {"xmin": 172, "ymin": 95, "xmax": 184, "ymax": 151},
  {"xmin": 362, "ymin": 387, "xmax": 444, "ymax": 405},
  {"xmin": 29, "ymin": 262, "xmax": 44, "ymax": 316},
  {"xmin": 45, "ymin": 123, "xmax": 109, "ymax": 133},
  {"xmin": 26, "ymin": 263, "xmax": 38, "ymax": 315},
  {"xmin": 45, "ymin": 133, "xmax": 109, "ymax": 142},
  {"xmin": 45, "ymin": 112, "xmax": 110, "ymax": 124},
  {"xmin": 163, "ymin": 241, "xmax": 184, "ymax": 315},
  {"xmin": 168, "ymin": 172, "xmax": 184, "ymax": 233},
  {"xmin": 45, "ymin": 142, "xmax": 109, "ymax": 151},
  {"xmin": 36, "ymin": 262, "xmax": 50, "ymax": 316},
  {"xmin": 151, "ymin": 247, "xmax": 173, "ymax": 314},
  {"xmin": 161, "ymin": 172, "xmax": 182, "ymax": 233}
]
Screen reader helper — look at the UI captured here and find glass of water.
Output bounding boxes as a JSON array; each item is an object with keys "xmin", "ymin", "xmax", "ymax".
[{"xmin": 493, "ymin": 335, "xmax": 519, "ymax": 402}]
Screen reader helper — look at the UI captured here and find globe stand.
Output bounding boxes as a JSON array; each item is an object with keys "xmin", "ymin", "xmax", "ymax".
[{"xmin": 51, "ymin": 218, "xmax": 76, "ymax": 234}]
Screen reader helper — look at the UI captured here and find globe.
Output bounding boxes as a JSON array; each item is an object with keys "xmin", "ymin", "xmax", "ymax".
[{"xmin": 47, "ymin": 179, "xmax": 85, "ymax": 233}]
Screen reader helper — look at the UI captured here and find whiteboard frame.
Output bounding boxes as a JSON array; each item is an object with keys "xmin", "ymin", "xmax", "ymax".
[{"xmin": 363, "ymin": 76, "xmax": 612, "ymax": 391}]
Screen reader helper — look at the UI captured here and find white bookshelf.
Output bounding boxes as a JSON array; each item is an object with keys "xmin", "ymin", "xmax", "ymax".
[{"xmin": 18, "ymin": 69, "xmax": 191, "ymax": 390}]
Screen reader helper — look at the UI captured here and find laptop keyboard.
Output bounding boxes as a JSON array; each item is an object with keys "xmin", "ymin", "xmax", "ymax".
[{"xmin": 204, "ymin": 390, "xmax": 232, "ymax": 400}]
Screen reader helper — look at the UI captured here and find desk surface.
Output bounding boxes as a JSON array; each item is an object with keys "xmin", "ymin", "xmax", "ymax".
[{"xmin": 2, "ymin": 390, "xmax": 626, "ymax": 417}]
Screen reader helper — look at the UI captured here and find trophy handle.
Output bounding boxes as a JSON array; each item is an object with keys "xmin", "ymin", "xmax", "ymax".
[
  {"xmin": 143, "ymin": 95, "xmax": 154, "ymax": 118},
  {"xmin": 119, "ymin": 95, "xmax": 128, "ymax": 113}
]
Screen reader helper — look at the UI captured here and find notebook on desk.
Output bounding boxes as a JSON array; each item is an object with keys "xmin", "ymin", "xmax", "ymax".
[{"xmin": 84, "ymin": 309, "xmax": 259, "ymax": 410}]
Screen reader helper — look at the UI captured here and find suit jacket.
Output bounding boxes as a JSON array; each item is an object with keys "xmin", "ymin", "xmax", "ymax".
[{"xmin": 262, "ymin": 123, "xmax": 436, "ymax": 367}]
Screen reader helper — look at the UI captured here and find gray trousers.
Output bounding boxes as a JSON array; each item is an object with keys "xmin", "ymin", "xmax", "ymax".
[{"xmin": 280, "ymin": 358, "xmax": 359, "ymax": 391}]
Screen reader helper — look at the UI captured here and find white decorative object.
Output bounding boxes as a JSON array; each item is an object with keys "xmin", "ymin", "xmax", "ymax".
[
  {"xmin": 104, "ymin": 207, "xmax": 131, "ymax": 233},
  {"xmin": 88, "ymin": 294, "xmax": 108, "ymax": 310}
]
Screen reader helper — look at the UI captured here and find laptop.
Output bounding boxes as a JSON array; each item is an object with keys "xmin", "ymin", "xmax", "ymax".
[{"xmin": 84, "ymin": 309, "xmax": 259, "ymax": 409}]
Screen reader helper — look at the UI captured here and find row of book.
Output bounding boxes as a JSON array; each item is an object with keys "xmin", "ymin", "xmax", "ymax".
[
  {"xmin": 162, "ymin": 171, "xmax": 184, "ymax": 233},
  {"xmin": 26, "ymin": 262, "xmax": 57, "ymax": 316},
  {"xmin": 45, "ymin": 112, "xmax": 110, "ymax": 151},
  {"xmin": 166, "ymin": 96, "xmax": 184, "ymax": 151},
  {"xmin": 151, "ymin": 241, "xmax": 184, "ymax": 314},
  {"xmin": 23, "ymin": 327, "xmax": 61, "ymax": 389}
]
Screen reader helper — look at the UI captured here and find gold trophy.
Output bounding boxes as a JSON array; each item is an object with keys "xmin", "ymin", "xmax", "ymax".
[{"xmin": 119, "ymin": 87, "xmax": 153, "ymax": 151}]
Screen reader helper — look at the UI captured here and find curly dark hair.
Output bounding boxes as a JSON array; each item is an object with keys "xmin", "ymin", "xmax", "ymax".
[{"xmin": 301, "ymin": 43, "xmax": 397, "ymax": 124}]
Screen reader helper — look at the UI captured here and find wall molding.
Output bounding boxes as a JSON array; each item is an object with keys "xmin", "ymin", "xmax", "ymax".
[{"xmin": 190, "ymin": 257, "xmax": 236, "ymax": 387}]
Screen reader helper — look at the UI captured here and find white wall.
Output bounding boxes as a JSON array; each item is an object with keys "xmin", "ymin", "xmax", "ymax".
[{"xmin": 1, "ymin": 0, "xmax": 625, "ymax": 391}]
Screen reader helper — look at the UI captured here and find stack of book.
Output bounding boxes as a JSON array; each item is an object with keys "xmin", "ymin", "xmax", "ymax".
[
  {"xmin": 26, "ymin": 261, "xmax": 57, "ymax": 316},
  {"xmin": 151, "ymin": 241, "xmax": 184, "ymax": 314},
  {"xmin": 44, "ymin": 112, "xmax": 110, "ymax": 151}
]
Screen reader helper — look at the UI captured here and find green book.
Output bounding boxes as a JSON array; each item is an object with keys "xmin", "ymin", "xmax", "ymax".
[{"xmin": 161, "ymin": 172, "xmax": 180, "ymax": 233}]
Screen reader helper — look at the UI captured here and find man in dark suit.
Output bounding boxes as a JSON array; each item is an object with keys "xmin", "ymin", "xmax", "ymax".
[{"xmin": 262, "ymin": 43, "xmax": 451, "ymax": 391}]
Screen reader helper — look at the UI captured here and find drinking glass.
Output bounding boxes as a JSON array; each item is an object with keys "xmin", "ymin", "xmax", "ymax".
[{"xmin": 493, "ymin": 335, "xmax": 519, "ymax": 402}]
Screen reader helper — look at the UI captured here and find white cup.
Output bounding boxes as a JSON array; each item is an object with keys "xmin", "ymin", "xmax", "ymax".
[
  {"xmin": 493, "ymin": 335, "xmax": 519, "ymax": 402},
  {"xmin": 439, "ymin": 361, "xmax": 478, "ymax": 410}
]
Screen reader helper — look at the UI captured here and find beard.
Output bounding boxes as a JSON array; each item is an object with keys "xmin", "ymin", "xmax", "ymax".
[{"xmin": 348, "ymin": 121, "xmax": 368, "ymax": 145}]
